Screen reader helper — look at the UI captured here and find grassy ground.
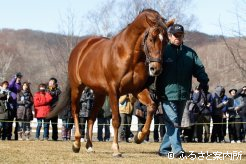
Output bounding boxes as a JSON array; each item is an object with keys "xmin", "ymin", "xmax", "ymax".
[{"xmin": 0, "ymin": 140, "xmax": 245, "ymax": 164}]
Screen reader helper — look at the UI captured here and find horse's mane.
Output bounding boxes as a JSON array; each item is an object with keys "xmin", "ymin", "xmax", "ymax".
[
  {"xmin": 79, "ymin": 34, "xmax": 110, "ymax": 40},
  {"xmin": 140, "ymin": 8, "xmax": 160, "ymax": 14},
  {"xmin": 114, "ymin": 9, "xmax": 159, "ymax": 37}
]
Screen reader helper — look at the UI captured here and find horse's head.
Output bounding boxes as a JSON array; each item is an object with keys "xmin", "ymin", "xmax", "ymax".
[
  {"xmin": 141, "ymin": 10, "xmax": 174, "ymax": 76},
  {"xmin": 143, "ymin": 26, "xmax": 165, "ymax": 76}
]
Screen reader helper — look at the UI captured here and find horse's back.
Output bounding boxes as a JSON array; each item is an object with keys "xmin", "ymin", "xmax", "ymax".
[{"xmin": 68, "ymin": 36, "xmax": 112, "ymax": 90}]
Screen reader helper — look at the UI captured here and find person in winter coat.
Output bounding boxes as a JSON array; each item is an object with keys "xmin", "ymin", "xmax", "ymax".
[
  {"xmin": 97, "ymin": 96, "xmax": 111, "ymax": 142},
  {"xmin": 211, "ymin": 85, "xmax": 228, "ymax": 143},
  {"xmin": 134, "ymin": 100, "xmax": 149, "ymax": 142},
  {"xmin": 0, "ymin": 81, "xmax": 13, "ymax": 140},
  {"xmin": 192, "ymin": 86, "xmax": 212, "ymax": 143},
  {"xmin": 16, "ymin": 82, "xmax": 33, "ymax": 140},
  {"xmin": 59, "ymin": 101, "xmax": 73, "ymax": 141},
  {"xmin": 34, "ymin": 83, "xmax": 53, "ymax": 140},
  {"xmin": 157, "ymin": 24, "xmax": 209, "ymax": 158},
  {"xmin": 47, "ymin": 77, "xmax": 61, "ymax": 141},
  {"xmin": 79, "ymin": 86, "xmax": 94, "ymax": 142},
  {"xmin": 119, "ymin": 94, "xmax": 136, "ymax": 142},
  {"xmin": 8, "ymin": 72, "xmax": 22, "ymax": 140},
  {"xmin": 235, "ymin": 86, "xmax": 246, "ymax": 142},
  {"xmin": 227, "ymin": 88, "xmax": 244, "ymax": 143},
  {"xmin": 180, "ymin": 91, "xmax": 195, "ymax": 143}
]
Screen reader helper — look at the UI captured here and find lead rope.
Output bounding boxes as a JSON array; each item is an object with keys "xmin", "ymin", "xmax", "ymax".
[{"xmin": 152, "ymin": 76, "xmax": 158, "ymax": 102}]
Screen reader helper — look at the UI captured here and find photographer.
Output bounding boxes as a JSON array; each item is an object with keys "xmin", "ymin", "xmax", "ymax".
[
  {"xmin": 0, "ymin": 81, "xmax": 13, "ymax": 140},
  {"xmin": 8, "ymin": 72, "xmax": 23, "ymax": 140},
  {"xmin": 34, "ymin": 83, "xmax": 53, "ymax": 140}
]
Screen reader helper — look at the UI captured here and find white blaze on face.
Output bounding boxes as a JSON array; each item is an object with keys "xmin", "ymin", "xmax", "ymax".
[{"xmin": 159, "ymin": 34, "xmax": 163, "ymax": 41}]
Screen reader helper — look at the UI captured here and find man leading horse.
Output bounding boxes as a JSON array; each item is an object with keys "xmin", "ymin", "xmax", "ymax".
[{"xmin": 49, "ymin": 9, "xmax": 174, "ymax": 157}]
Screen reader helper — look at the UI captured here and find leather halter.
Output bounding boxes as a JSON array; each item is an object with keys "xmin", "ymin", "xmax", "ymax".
[{"xmin": 142, "ymin": 29, "xmax": 163, "ymax": 65}]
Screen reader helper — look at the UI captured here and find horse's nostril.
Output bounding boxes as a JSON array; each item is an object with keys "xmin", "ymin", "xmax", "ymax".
[{"xmin": 150, "ymin": 67, "xmax": 155, "ymax": 72}]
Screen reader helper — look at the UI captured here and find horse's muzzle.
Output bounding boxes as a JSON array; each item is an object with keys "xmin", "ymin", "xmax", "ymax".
[{"xmin": 149, "ymin": 65, "xmax": 162, "ymax": 76}]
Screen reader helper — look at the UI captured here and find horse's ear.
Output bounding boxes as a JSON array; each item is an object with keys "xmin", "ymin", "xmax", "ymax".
[
  {"xmin": 145, "ymin": 15, "xmax": 156, "ymax": 26},
  {"xmin": 166, "ymin": 19, "xmax": 175, "ymax": 27}
]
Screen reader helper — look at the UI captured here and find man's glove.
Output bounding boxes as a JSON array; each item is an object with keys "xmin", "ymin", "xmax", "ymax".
[{"xmin": 198, "ymin": 83, "xmax": 209, "ymax": 93}]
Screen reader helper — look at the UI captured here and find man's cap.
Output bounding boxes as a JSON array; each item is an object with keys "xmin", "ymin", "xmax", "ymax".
[
  {"xmin": 16, "ymin": 72, "xmax": 23, "ymax": 78},
  {"xmin": 168, "ymin": 24, "xmax": 184, "ymax": 34}
]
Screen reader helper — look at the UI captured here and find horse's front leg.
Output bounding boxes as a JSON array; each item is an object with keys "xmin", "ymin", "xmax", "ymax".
[
  {"xmin": 86, "ymin": 94, "xmax": 105, "ymax": 153},
  {"xmin": 134, "ymin": 89, "xmax": 156, "ymax": 144},
  {"xmin": 108, "ymin": 93, "xmax": 121, "ymax": 157}
]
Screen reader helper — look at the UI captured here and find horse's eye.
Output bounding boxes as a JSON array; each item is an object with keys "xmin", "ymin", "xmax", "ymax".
[{"xmin": 149, "ymin": 38, "xmax": 153, "ymax": 42}]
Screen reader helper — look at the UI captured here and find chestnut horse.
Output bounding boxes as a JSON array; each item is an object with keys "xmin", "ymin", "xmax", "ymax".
[{"xmin": 50, "ymin": 9, "xmax": 174, "ymax": 157}]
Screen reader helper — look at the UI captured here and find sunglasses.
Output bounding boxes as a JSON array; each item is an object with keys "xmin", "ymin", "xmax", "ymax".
[{"xmin": 173, "ymin": 33, "xmax": 184, "ymax": 38}]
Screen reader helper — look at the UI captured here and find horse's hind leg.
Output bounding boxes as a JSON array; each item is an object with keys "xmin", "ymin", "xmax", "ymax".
[
  {"xmin": 86, "ymin": 93, "xmax": 105, "ymax": 153},
  {"xmin": 71, "ymin": 86, "xmax": 83, "ymax": 153}
]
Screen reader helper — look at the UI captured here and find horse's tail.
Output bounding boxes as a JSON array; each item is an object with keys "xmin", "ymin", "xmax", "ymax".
[{"xmin": 47, "ymin": 78, "xmax": 71, "ymax": 119}]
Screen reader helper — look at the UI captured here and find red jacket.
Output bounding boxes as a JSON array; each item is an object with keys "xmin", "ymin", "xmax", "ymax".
[{"xmin": 34, "ymin": 91, "xmax": 53, "ymax": 118}]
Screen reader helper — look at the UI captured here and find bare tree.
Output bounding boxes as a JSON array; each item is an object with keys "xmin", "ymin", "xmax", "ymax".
[
  {"xmin": 220, "ymin": 1, "xmax": 246, "ymax": 79},
  {"xmin": 84, "ymin": 0, "xmax": 197, "ymax": 36},
  {"xmin": 119, "ymin": 0, "xmax": 197, "ymax": 30},
  {"xmin": 43, "ymin": 8, "xmax": 82, "ymax": 85},
  {"xmin": 85, "ymin": 0, "xmax": 117, "ymax": 36},
  {"xmin": 0, "ymin": 44, "xmax": 18, "ymax": 81}
]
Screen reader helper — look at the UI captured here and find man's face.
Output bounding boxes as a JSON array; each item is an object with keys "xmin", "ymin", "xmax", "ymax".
[{"xmin": 168, "ymin": 32, "xmax": 184, "ymax": 46}]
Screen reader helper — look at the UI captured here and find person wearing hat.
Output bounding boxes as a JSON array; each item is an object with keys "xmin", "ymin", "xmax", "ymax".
[
  {"xmin": 47, "ymin": 77, "xmax": 61, "ymax": 141},
  {"xmin": 227, "ymin": 88, "xmax": 243, "ymax": 143},
  {"xmin": 232, "ymin": 86, "xmax": 246, "ymax": 142},
  {"xmin": 156, "ymin": 24, "xmax": 209, "ymax": 157},
  {"xmin": 8, "ymin": 72, "xmax": 23, "ymax": 140}
]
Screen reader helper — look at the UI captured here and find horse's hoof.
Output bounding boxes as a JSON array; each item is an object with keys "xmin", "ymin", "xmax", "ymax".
[
  {"xmin": 72, "ymin": 144, "xmax": 80, "ymax": 153},
  {"xmin": 86, "ymin": 147, "xmax": 95, "ymax": 153},
  {"xmin": 112, "ymin": 153, "xmax": 122, "ymax": 158},
  {"xmin": 134, "ymin": 132, "xmax": 142, "ymax": 144}
]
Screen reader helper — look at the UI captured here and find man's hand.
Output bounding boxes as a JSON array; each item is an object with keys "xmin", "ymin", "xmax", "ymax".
[
  {"xmin": 222, "ymin": 100, "xmax": 228, "ymax": 105},
  {"xmin": 198, "ymin": 83, "xmax": 209, "ymax": 93}
]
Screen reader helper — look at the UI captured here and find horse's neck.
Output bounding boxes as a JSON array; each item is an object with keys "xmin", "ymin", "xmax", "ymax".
[{"xmin": 117, "ymin": 20, "xmax": 148, "ymax": 51}]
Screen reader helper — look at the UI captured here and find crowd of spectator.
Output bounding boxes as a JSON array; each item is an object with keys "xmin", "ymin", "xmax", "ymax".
[
  {"xmin": 0, "ymin": 72, "xmax": 246, "ymax": 144},
  {"xmin": 181, "ymin": 85, "xmax": 246, "ymax": 144}
]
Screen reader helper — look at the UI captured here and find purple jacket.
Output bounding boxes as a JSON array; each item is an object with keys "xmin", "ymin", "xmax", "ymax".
[{"xmin": 8, "ymin": 77, "xmax": 22, "ymax": 101}]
